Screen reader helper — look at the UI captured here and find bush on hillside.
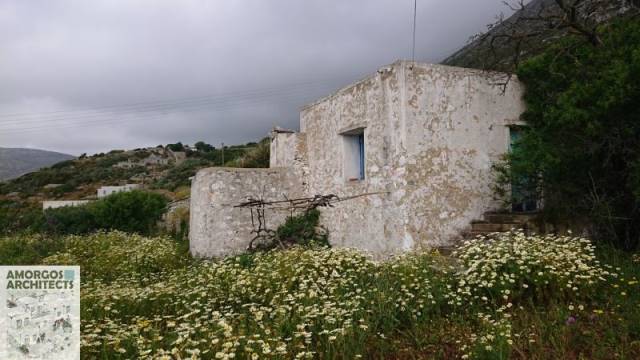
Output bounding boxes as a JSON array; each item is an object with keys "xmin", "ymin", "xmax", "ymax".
[
  {"xmin": 496, "ymin": 19, "xmax": 640, "ymax": 250},
  {"xmin": 41, "ymin": 190, "xmax": 167, "ymax": 235},
  {"xmin": 43, "ymin": 205, "xmax": 98, "ymax": 235},
  {"xmin": 0, "ymin": 233, "xmax": 67, "ymax": 265},
  {"xmin": 0, "ymin": 200, "xmax": 45, "ymax": 235},
  {"xmin": 225, "ymin": 137, "xmax": 270, "ymax": 168},
  {"xmin": 92, "ymin": 190, "xmax": 167, "ymax": 234}
]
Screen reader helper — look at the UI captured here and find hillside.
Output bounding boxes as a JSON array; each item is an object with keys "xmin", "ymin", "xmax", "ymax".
[
  {"xmin": 443, "ymin": 0, "xmax": 637, "ymax": 70},
  {"xmin": 0, "ymin": 147, "xmax": 75, "ymax": 181},
  {"xmin": 0, "ymin": 138, "xmax": 270, "ymax": 202}
]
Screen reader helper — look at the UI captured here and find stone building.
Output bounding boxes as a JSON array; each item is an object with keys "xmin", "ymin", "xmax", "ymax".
[
  {"xmin": 42, "ymin": 200, "xmax": 93, "ymax": 210},
  {"xmin": 97, "ymin": 184, "xmax": 141, "ymax": 198},
  {"xmin": 190, "ymin": 61, "xmax": 526, "ymax": 258}
]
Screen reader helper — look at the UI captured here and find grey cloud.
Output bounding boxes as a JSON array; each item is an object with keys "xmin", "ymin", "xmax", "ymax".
[{"xmin": 0, "ymin": 0, "xmax": 512, "ymax": 155}]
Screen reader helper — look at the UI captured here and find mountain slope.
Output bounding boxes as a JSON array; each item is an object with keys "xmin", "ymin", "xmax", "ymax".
[
  {"xmin": 0, "ymin": 148, "xmax": 75, "ymax": 181},
  {"xmin": 443, "ymin": 0, "xmax": 637, "ymax": 70},
  {"xmin": 0, "ymin": 139, "xmax": 269, "ymax": 201}
]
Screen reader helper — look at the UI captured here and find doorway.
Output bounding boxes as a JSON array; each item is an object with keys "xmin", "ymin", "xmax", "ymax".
[{"xmin": 509, "ymin": 127, "xmax": 538, "ymax": 212}]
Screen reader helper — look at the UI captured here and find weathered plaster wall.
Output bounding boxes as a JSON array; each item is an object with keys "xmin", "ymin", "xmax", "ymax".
[
  {"xmin": 401, "ymin": 62, "xmax": 525, "ymax": 247},
  {"xmin": 189, "ymin": 167, "xmax": 304, "ymax": 258},
  {"xmin": 300, "ymin": 63, "xmax": 409, "ymax": 255},
  {"xmin": 300, "ymin": 61, "xmax": 525, "ymax": 252}
]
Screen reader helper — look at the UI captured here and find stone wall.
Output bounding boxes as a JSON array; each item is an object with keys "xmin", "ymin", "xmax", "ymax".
[{"xmin": 189, "ymin": 167, "xmax": 305, "ymax": 258}]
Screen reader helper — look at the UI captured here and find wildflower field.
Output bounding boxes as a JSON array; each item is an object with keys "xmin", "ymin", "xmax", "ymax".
[{"xmin": 1, "ymin": 231, "xmax": 639, "ymax": 359}]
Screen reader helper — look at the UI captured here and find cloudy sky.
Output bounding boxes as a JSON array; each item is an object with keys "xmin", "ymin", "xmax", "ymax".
[{"xmin": 0, "ymin": 0, "xmax": 512, "ymax": 156}]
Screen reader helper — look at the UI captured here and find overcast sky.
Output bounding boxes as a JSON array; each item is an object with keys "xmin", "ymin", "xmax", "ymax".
[{"xmin": 0, "ymin": 0, "xmax": 513, "ymax": 156}]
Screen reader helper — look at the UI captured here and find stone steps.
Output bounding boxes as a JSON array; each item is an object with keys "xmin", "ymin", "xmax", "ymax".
[
  {"xmin": 483, "ymin": 212, "xmax": 537, "ymax": 224},
  {"xmin": 463, "ymin": 212, "xmax": 539, "ymax": 239},
  {"xmin": 470, "ymin": 221, "xmax": 521, "ymax": 232}
]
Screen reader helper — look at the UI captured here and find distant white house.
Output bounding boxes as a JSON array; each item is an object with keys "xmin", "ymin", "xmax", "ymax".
[
  {"xmin": 42, "ymin": 200, "xmax": 92, "ymax": 210},
  {"xmin": 97, "ymin": 184, "xmax": 141, "ymax": 198},
  {"xmin": 113, "ymin": 152, "xmax": 172, "ymax": 168}
]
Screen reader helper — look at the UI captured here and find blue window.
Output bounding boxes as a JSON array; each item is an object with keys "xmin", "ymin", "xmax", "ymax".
[
  {"xmin": 342, "ymin": 129, "xmax": 365, "ymax": 181},
  {"xmin": 357, "ymin": 133, "xmax": 365, "ymax": 180}
]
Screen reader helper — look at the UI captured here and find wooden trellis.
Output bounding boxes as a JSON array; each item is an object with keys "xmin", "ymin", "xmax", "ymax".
[{"xmin": 234, "ymin": 192, "xmax": 387, "ymax": 250}]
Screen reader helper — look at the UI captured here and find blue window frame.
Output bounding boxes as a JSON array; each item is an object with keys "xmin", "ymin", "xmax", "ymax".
[
  {"xmin": 357, "ymin": 133, "xmax": 365, "ymax": 180},
  {"xmin": 342, "ymin": 128, "xmax": 366, "ymax": 181}
]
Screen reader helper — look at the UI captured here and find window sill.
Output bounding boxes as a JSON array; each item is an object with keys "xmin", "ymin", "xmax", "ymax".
[{"xmin": 345, "ymin": 178, "xmax": 366, "ymax": 186}]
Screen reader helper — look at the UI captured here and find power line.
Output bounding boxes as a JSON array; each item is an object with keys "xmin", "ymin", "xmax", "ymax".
[
  {"xmin": 0, "ymin": 81, "xmax": 336, "ymax": 127},
  {"xmin": 0, "ymin": 95, "xmax": 324, "ymax": 135},
  {"xmin": 0, "ymin": 76, "xmax": 350, "ymax": 120},
  {"xmin": 412, "ymin": 0, "xmax": 417, "ymax": 62}
]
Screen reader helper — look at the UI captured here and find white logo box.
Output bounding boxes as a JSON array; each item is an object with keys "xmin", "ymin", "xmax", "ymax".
[{"xmin": 0, "ymin": 266, "xmax": 80, "ymax": 360}]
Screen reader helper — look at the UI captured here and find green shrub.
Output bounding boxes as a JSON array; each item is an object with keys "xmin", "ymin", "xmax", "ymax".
[
  {"xmin": 153, "ymin": 158, "xmax": 210, "ymax": 190},
  {"xmin": 92, "ymin": 190, "xmax": 167, "ymax": 234},
  {"xmin": 43, "ymin": 205, "xmax": 97, "ymax": 234},
  {"xmin": 275, "ymin": 209, "xmax": 329, "ymax": 247},
  {"xmin": 225, "ymin": 137, "xmax": 270, "ymax": 168},
  {"xmin": 0, "ymin": 233, "xmax": 67, "ymax": 265},
  {"xmin": 39, "ymin": 190, "xmax": 167, "ymax": 235},
  {"xmin": 498, "ymin": 19, "xmax": 640, "ymax": 250},
  {"xmin": 0, "ymin": 200, "xmax": 45, "ymax": 235}
]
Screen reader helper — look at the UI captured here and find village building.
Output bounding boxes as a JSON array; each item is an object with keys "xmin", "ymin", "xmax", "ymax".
[
  {"xmin": 169, "ymin": 150, "xmax": 187, "ymax": 164},
  {"xmin": 190, "ymin": 61, "xmax": 527, "ymax": 258},
  {"xmin": 97, "ymin": 184, "xmax": 141, "ymax": 198},
  {"xmin": 42, "ymin": 200, "xmax": 92, "ymax": 210}
]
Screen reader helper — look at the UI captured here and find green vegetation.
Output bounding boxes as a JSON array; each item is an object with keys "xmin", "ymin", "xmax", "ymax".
[
  {"xmin": 151, "ymin": 158, "xmax": 210, "ymax": 191},
  {"xmin": 0, "ymin": 199, "xmax": 46, "ymax": 235},
  {"xmin": 0, "ymin": 138, "xmax": 270, "ymax": 234},
  {"xmin": 0, "ymin": 230, "xmax": 637, "ymax": 359},
  {"xmin": 495, "ymin": 19, "xmax": 640, "ymax": 250},
  {"xmin": 90, "ymin": 190, "xmax": 168, "ymax": 234},
  {"xmin": 274, "ymin": 209, "xmax": 329, "ymax": 248},
  {"xmin": 0, "ymin": 138, "xmax": 270, "ymax": 199},
  {"xmin": 43, "ymin": 204, "xmax": 99, "ymax": 235},
  {"xmin": 43, "ymin": 231, "xmax": 190, "ymax": 283},
  {"xmin": 43, "ymin": 190, "xmax": 167, "ymax": 235},
  {"xmin": 0, "ymin": 233, "xmax": 67, "ymax": 265},
  {"xmin": 2, "ymin": 190, "xmax": 168, "ymax": 236},
  {"xmin": 249, "ymin": 209, "xmax": 329, "ymax": 251},
  {"xmin": 224, "ymin": 137, "xmax": 271, "ymax": 169}
]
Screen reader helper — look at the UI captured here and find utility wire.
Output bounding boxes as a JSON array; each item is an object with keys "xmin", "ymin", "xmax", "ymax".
[
  {"xmin": 412, "ymin": 0, "xmax": 417, "ymax": 62},
  {"xmin": 0, "ymin": 76, "xmax": 350, "ymax": 120},
  {"xmin": 0, "ymin": 95, "xmax": 325, "ymax": 135},
  {"xmin": 0, "ymin": 81, "xmax": 337, "ymax": 124},
  {"xmin": 0, "ymin": 82, "xmax": 335, "ymax": 127}
]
